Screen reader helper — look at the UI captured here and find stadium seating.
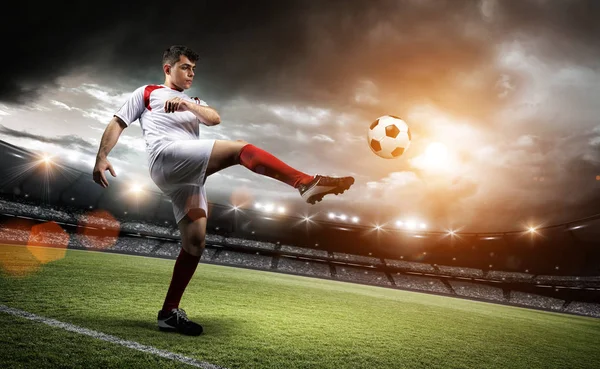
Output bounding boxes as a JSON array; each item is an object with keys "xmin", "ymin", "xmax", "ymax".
[{"xmin": 1, "ymin": 197, "xmax": 599, "ymax": 319}]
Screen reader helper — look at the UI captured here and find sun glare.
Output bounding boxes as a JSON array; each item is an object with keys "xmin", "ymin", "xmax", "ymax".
[
  {"xmin": 425, "ymin": 142, "xmax": 449, "ymax": 163},
  {"xmin": 410, "ymin": 141, "xmax": 455, "ymax": 173}
]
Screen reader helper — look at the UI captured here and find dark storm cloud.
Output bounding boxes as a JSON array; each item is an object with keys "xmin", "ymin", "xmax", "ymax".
[
  {"xmin": 1, "ymin": 0, "xmax": 307, "ymax": 103},
  {"xmin": 4, "ymin": 0, "xmax": 600, "ymax": 112},
  {"xmin": 492, "ymin": 0, "xmax": 600, "ymax": 65},
  {"xmin": 0, "ymin": 124, "xmax": 130, "ymax": 159}
]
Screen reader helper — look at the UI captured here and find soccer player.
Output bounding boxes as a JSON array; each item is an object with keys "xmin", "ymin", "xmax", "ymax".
[{"xmin": 92, "ymin": 45, "xmax": 354, "ymax": 336}]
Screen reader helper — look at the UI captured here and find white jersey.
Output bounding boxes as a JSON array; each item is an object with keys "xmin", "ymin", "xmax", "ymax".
[{"xmin": 114, "ymin": 84, "xmax": 209, "ymax": 170}]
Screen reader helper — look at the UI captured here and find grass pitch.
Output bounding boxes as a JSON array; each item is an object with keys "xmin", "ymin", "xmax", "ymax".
[{"xmin": 1, "ymin": 244, "xmax": 599, "ymax": 369}]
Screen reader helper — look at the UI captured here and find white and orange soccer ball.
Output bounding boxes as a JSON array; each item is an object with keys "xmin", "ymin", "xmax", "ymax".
[{"xmin": 367, "ymin": 115, "xmax": 412, "ymax": 159}]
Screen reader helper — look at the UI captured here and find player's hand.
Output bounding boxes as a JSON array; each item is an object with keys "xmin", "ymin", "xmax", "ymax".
[
  {"xmin": 164, "ymin": 97, "xmax": 189, "ymax": 113},
  {"xmin": 92, "ymin": 156, "xmax": 117, "ymax": 188}
]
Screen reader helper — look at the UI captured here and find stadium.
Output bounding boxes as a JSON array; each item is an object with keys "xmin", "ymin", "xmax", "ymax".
[
  {"xmin": 2, "ymin": 137, "xmax": 599, "ymax": 368},
  {"xmin": 3, "ymin": 1, "xmax": 600, "ymax": 368}
]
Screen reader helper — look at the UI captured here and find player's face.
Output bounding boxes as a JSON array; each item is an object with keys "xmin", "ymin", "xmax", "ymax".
[{"xmin": 170, "ymin": 56, "xmax": 196, "ymax": 90}]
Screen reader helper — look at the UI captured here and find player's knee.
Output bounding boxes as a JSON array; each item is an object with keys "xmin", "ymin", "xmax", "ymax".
[
  {"xmin": 188, "ymin": 232, "xmax": 206, "ymax": 249},
  {"xmin": 183, "ymin": 241, "xmax": 205, "ymax": 257},
  {"xmin": 235, "ymin": 140, "xmax": 249, "ymax": 164}
]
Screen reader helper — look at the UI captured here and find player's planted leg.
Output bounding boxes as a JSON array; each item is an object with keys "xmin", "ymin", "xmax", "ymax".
[
  {"xmin": 157, "ymin": 211, "xmax": 206, "ymax": 336},
  {"xmin": 206, "ymin": 140, "xmax": 355, "ymax": 204}
]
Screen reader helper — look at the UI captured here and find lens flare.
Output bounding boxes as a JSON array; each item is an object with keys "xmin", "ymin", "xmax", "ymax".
[
  {"xmin": 230, "ymin": 186, "xmax": 254, "ymax": 209},
  {"xmin": 0, "ymin": 219, "xmax": 40, "ymax": 277},
  {"xmin": 77, "ymin": 209, "xmax": 120, "ymax": 249},
  {"xmin": 27, "ymin": 221, "xmax": 69, "ymax": 264}
]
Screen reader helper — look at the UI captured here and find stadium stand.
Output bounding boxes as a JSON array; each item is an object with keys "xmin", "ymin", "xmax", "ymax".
[
  {"xmin": 509, "ymin": 291, "xmax": 564, "ymax": 311},
  {"xmin": 212, "ymin": 250, "xmax": 273, "ymax": 269},
  {"xmin": 276, "ymin": 257, "xmax": 331, "ymax": 278},
  {"xmin": 564, "ymin": 301, "xmax": 600, "ymax": 317},
  {"xmin": 448, "ymin": 280, "xmax": 506, "ymax": 302},
  {"xmin": 279, "ymin": 244, "xmax": 329, "ymax": 258},
  {"xmin": 436, "ymin": 265, "xmax": 484, "ymax": 278},
  {"xmin": 391, "ymin": 273, "xmax": 454, "ymax": 294},
  {"xmin": 384, "ymin": 259, "xmax": 437, "ymax": 273},
  {"xmin": 485, "ymin": 270, "xmax": 535, "ymax": 283},
  {"xmin": 534, "ymin": 275, "xmax": 600, "ymax": 288},
  {"xmin": 333, "ymin": 252, "xmax": 383, "ymax": 265},
  {"xmin": 205, "ymin": 233, "xmax": 226, "ymax": 243},
  {"xmin": 334, "ymin": 265, "xmax": 391, "ymax": 286},
  {"xmin": 224, "ymin": 237, "xmax": 277, "ymax": 250}
]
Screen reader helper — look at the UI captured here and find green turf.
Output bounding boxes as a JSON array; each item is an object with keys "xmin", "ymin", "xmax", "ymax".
[
  {"xmin": 1, "ymin": 244, "xmax": 599, "ymax": 369},
  {"xmin": 0, "ymin": 316, "xmax": 191, "ymax": 369}
]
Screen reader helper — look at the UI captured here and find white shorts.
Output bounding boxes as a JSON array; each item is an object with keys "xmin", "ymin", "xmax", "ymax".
[{"xmin": 149, "ymin": 139, "xmax": 216, "ymax": 224}]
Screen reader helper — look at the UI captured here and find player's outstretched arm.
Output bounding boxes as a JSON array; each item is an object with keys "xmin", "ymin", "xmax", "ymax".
[
  {"xmin": 92, "ymin": 116, "xmax": 126, "ymax": 188},
  {"xmin": 164, "ymin": 97, "xmax": 221, "ymax": 126}
]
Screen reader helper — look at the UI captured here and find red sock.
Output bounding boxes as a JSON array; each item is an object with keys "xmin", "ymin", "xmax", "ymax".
[
  {"xmin": 238, "ymin": 144, "xmax": 314, "ymax": 188},
  {"xmin": 161, "ymin": 248, "xmax": 201, "ymax": 313}
]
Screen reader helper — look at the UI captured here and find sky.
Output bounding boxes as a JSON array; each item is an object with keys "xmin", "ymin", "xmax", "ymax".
[{"xmin": 1, "ymin": 0, "xmax": 600, "ymax": 232}]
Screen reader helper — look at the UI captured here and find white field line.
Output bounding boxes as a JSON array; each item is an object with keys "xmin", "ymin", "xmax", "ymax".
[{"xmin": 0, "ymin": 305, "xmax": 227, "ymax": 369}]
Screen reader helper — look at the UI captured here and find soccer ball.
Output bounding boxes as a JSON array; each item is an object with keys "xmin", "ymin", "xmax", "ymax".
[{"xmin": 367, "ymin": 115, "xmax": 412, "ymax": 159}]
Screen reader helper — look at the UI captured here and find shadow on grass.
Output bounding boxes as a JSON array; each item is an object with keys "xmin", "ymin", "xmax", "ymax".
[{"xmin": 88, "ymin": 314, "xmax": 246, "ymax": 339}]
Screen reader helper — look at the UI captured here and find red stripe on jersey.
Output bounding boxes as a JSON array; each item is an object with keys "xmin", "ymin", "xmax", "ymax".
[{"xmin": 144, "ymin": 85, "xmax": 165, "ymax": 111}]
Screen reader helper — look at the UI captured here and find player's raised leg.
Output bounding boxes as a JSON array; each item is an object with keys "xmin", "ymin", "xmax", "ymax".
[
  {"xmin": 157, "ymin": 211, "xmax": 206, "ymax": 336},
  {"xmin": 206, "ymin": 139, "xmax": 355, "ymax": 204}
]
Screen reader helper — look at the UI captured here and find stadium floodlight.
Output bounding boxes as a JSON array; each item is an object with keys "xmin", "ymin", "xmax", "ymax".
[
  {"xmin": 254, "ymin": 202, "xmax": 262, "ymax": 209},
  {"xmin": 448, "ymin": 230, "xmax": 455, "ymax": 236},
  {"xmin": 352, "ymin": 216, "xmax": 359, "ymax": 223},
  {"xmin": 38, "ymin": 153, "xmax": 53, "ymax": 165},
  {"xmin": 232, "ymin": 205, "xmax": 239, "ymax": 211},
  {"xmin": 339, "ymin": 214, "xmax": 347, "ymax": 221},
  {"xmin": 395, "ymin": 220, "xmax": 403, "ymax": 227},
  {"xmin": 528, "ymin": 226, "xmax": 537, "ymax": 234},
  {"xmin": 277, "ymin": 206, "xmax": 285, "ymax": 214},
  {"xmin": 328, "ymin": 212, "xmax": 335, "ymax": 219},
  {"xmin": 420, "ymin": 223, "xmax": 427, "ymax": 229},
  {"xmin": 264, "ymin": 203, "xmax": 275, "ymax": 213},
  {"xmin": 406, "ymin": 221, "xmax": 417, "ymax": 230},
  {"xmin": 374, "ymin": 224, "xmax": 382, "ymax": 231}
]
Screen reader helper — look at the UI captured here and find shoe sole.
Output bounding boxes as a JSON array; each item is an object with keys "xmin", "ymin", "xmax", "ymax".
[
  {"xmin": 158, "ymin": 326, "xmax": 176, "ymax": 332},
  {"xmin": 306, "ymin": 177, "xmax": 355, "ymax": 204}
]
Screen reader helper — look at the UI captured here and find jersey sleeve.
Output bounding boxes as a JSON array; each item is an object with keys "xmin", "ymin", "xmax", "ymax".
[{"xmin": 114, "ymin": 86, "xmax": 145, "ymax": 126}]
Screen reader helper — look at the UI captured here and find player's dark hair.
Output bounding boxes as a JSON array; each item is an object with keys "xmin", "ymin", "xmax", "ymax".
[{"xmin": 162, "ymin": 45, "xmax": 199, "ymax": 66}]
